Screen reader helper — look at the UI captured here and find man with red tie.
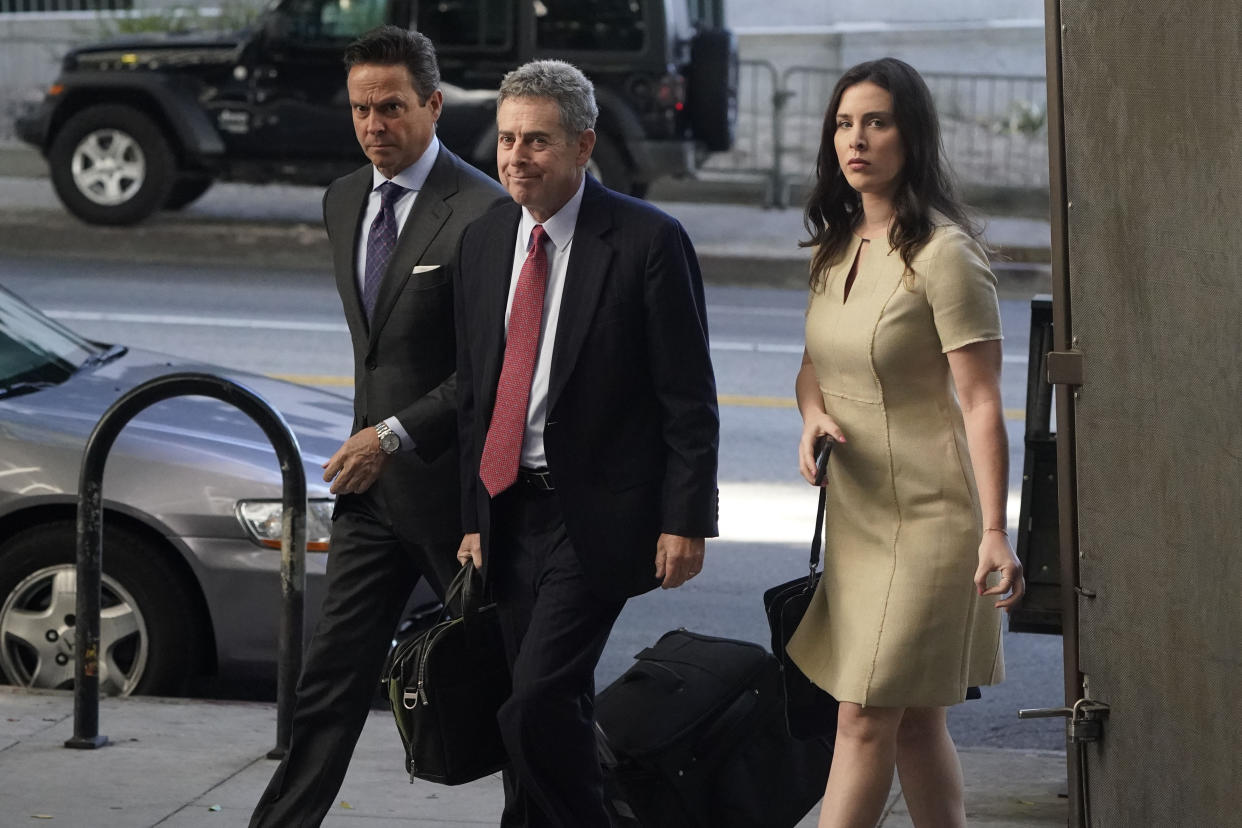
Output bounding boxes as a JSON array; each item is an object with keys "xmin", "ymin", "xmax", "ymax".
[{"xmin": 454, "ymin": 60, "xmax": 720, "ymax": 827}]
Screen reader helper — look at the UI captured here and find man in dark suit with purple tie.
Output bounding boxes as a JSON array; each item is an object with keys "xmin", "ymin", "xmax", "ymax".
[
  {"xmin": 250, "ymin": 26, "xmax": 504, "ymax": 827},
  {"xmin": 454, "ymin": 60, "xmax": 720, "ymax": 827}
]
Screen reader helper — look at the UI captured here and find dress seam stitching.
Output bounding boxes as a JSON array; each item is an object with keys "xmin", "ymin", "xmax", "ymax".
[{"xmin": 862, "ymin": 276, "xmax": 905, "ymax": 705}]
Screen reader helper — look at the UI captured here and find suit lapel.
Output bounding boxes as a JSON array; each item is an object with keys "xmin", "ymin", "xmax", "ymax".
[
  {"xmin": 332, "ymin": 167, "xmax": 373, "ymax": 338},
  {"xmin": 548, "ymin": 177, "xmax": 613, "ymax": 411},
  {"xmin": 478, "ymin": 205, "xmax": 524, "ymax": 415},
  {"xmin": 367, "ymin": 151, "xmax": 458, "ymax": 346}
]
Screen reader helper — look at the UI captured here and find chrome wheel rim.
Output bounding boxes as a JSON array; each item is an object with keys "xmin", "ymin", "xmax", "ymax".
[
  {"xmin": 0, "ymin": 565, "xmax": 149, "ymax": 696},
  {"xmin": 70, "ymin": 128, "xmax": 146, "ymax": 206}
]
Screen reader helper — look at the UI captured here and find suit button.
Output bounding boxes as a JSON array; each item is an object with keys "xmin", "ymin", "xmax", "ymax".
[{"xmin": 365, "ymin": 357, "xmax": 377, "ymax": 370}]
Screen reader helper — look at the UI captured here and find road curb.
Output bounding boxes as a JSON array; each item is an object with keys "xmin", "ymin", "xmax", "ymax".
[{"xmin": 0, "ymin": 207, "xmax": 1050, "ymax": 298}]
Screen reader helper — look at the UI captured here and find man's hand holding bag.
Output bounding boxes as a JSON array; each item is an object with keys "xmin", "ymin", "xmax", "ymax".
[{"xmin": 385, "ymin": 563, "xmax": 510, "ymax": 784}]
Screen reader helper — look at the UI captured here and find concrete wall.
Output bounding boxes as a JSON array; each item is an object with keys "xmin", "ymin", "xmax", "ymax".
[
  {"xmin": 737, "ymin": 23, "xmax": 1045, "ymax": 78},
  {"xmin": 727, "ymin": 0, "xmax": 1042, "ymax": 27},
  {"xmin": 729, "ymin": 0, "xmax": 1046, "ymax": 77}
]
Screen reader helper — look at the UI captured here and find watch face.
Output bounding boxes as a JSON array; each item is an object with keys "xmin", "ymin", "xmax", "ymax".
[{"xmin": 379, "ymin": 431, "xmax": 400, "ymax": 453}]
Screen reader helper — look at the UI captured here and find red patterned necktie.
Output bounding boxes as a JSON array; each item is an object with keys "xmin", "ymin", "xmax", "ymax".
[{"xmin": 479, "ymin": 224, "xmax": 550, "ymax": 497}]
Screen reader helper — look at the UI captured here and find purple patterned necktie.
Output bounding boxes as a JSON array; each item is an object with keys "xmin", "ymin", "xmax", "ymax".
[{"xmin": 362, "ymin": 181, "xmax": 405, "ymax": 322}]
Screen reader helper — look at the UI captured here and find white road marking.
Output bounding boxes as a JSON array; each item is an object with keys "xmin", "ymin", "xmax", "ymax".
[
  {"xmin": 711, "ymin": 305, "xmax": 806, "ymax": 317},
  {"xmin": 45, "ymin": 310, "xmax": 348, "ymax": 333},
  {"xmin": 712, "ymin": 340, "xmax": 805, "ymax": 354},
  {"xmin": 43, "ymin": 310, "xmax": 1026, "ymax": 363},
  {"xmin": 717, "ymin": 482, "xmax": 1023, "ymax": 544}
]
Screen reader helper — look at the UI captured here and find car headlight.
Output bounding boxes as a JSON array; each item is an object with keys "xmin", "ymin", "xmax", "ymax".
[{"xmin": 236, "ymin": 499, "xmax": 334, "ymax": 552}]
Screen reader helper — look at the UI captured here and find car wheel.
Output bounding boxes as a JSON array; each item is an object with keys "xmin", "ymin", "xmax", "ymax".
[
  {"xmin": 687, "ymin": 29, "xmax": 739, "ymax": 153},
  {"xmin": 587, "ymin": 132, "xmax": 647, "ymax": 198},
  {"xmin": 0, "ymin": 523, "xmax": 203, "ymax": 696},
  {"xmin": 48, "ymin": 104, "xmax": 177, "ymax": 226},
  {"xmin": 164, "ymin": 175, "xmax": 214, "ymax": 210}
]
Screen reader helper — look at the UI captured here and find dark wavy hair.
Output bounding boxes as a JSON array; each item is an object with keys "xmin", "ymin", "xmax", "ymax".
[
  {"xmin": 343, "ymin": 25, "xmax": 440, "ymax": 104},
  {"xmin": 801, "ymin": 57, "xmax": 977, "ymax": 289}
]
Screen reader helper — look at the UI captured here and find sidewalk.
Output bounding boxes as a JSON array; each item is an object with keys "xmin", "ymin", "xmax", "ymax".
[
  {"xmin": 0, "ymin": 687, "xmax": 1068, "ymax": 827},
  {"xmin": 0, "ymin": 144, "xmax": 1051, "ymax": 299}
]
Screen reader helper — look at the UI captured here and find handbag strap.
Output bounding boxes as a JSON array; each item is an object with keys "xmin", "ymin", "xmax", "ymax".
[{"xmin": 807, "ymin": 485, "xmax": 827, "ymax": 586}]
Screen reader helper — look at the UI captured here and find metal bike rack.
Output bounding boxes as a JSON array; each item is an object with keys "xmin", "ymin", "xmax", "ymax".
[{"xmin": 67, "ymin": 372, "xmax": 307, "ymax": 760}]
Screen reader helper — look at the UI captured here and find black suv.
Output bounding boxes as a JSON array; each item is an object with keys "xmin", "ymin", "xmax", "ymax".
[{"xmin": 16, "ymin": 0, "xmax": 736, "ymax": 225}]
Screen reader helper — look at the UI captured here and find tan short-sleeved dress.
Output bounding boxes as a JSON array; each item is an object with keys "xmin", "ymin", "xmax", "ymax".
[{"xmin": 786, "ymin": 220, "xmax": 1005, "ymax": 708}]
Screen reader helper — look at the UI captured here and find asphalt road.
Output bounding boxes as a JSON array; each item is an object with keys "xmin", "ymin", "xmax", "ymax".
[{"xmin": 0, "ymin": 253, "xmax": 1066, "ymax": 751}]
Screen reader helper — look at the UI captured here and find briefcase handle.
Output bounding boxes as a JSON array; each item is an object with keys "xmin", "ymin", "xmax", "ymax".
[{"xmin": 446, "ymin": 563, "xmax": 492, "ymax": 624}]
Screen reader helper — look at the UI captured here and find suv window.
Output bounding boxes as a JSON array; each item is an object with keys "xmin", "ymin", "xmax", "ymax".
[
  {"xmin": 417, "ymin": 0, "xmax": 511, "ymax": 50},
  {"xmin": 535, "ymin": 0, "xmax": 646, "ymax": 52},
  {"xmin": 281, "ymin": 0, "xmax": 387, "ymax": 43}
]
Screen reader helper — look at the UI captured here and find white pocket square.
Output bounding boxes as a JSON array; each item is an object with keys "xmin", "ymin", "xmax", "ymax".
[{"xmin": 411, "ymin": 265, "xmax": 441, "ymax": 274}]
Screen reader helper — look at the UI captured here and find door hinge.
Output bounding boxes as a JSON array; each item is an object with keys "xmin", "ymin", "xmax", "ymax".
[{"xmin": 1046, "ymin": 349, "xmax": 1084, "ymax": 386}]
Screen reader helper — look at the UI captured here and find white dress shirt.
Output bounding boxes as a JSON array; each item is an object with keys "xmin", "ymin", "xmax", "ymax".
[
  {"xmin": 355, "ymin": 135, "xmax": 441, "ymax": 450},
  {"xmin": 505, "ymin": 176, "xmax": 586, "ymax": 469}
]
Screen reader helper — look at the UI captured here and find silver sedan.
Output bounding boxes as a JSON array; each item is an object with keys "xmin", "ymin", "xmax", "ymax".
[{"xmin": 0, "ymin": 283, "xmax": 369, "ymax": 696}]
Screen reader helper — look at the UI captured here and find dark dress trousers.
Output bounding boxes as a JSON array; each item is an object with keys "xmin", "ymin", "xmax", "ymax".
[
  {"xmin": 455, "ymin": 177, "xmax": 720, "ymax": 826},
  {"xmin": 250, "ymin": 148, "xmax": 506, "ymax": 828}
]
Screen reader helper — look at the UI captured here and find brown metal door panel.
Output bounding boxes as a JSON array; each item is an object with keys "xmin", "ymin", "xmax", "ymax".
[{"xmin": 1057, "ymin": 0, "xmax": 1242, "ymax": 824}]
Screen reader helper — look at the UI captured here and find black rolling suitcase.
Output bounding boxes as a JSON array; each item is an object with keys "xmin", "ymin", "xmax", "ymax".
[{"xmin": 595, "ymin": 629, "xmax": 833, "ymax": 828}]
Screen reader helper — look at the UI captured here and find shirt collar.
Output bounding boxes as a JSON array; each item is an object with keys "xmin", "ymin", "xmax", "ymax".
[
  {"xmin": 371, "ymin": 134, "xmax": 441, "ymax": 193},
  {"xmin": 519, "ymin": 175, "xmax": 586, "ymax": 253}
]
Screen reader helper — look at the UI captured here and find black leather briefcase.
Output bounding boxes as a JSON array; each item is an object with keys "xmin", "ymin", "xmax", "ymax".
[{"xmin": 384, "ymin": 564, "xmax": 510, "ymax": 785}]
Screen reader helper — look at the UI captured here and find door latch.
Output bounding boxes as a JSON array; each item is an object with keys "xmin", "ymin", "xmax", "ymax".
[{"xmin": 1019, "ymin": 698, "xmax": 1110, "ymax": 744}]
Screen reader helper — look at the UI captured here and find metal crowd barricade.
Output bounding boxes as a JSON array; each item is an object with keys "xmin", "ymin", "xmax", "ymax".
[
  {"xmin": 919, "ymin": 70, "xmax": 1050, "ymax": 189},
  {"xmin": 68, "ymin": 372, "xmax": 306, "ymax": 759},
  {"xmin": 776, "ymin": 66, "xmax": 844, "ymax": 207},
  {"xmin": 773, "ymin": 66, "xmax": 1049, "ymax": 203},
  {"xmin": 699, "ymin": 59, "xmax": 787, "ymax": 205}
]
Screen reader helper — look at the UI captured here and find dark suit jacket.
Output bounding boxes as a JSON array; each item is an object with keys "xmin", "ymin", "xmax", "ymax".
[
  {"xmin": 455, "ymin": 176, "xmax": 720, "ymax": 601},
  {"xmin": 324, "ymin": 146, "xmax": 507, "ymax": 545}
]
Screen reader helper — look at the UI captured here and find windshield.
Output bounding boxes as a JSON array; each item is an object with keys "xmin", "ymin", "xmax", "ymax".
[
  {"xmin": 535, "ymin": 0, "xmax": 648, "ymax": 52},
  {"xmin": 0, "ymin": 286, "xmax": 97, "ymax": 397},
  {"xmin": 274, "ymin": 0, "xmax": 387, "ymax": 41}
]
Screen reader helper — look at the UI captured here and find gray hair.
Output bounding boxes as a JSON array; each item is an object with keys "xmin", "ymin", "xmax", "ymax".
[{"xmin": 497, "ymin": 60, "xmax": 598, "ymax": 134}]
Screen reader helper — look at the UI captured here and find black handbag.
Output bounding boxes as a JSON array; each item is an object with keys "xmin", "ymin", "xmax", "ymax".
[
  {"xmin": 762, "ymin": 485, "xmax": 840, "ymax": 740},
  {"xmin": 384, "ymin": 564, "xmax": 510, "ymax": 784},
  {"xmin": 762, "ymin": 478, "xmax": 982, "ymax": 740}
]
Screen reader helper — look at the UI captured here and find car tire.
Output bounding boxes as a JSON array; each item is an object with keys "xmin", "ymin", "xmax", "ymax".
[
  {"xmin": 587, "ymin": 132, "xmax": 647, "ymax": 198},
  {"xmin": 164, "ymin": 175, "xmax": 214, "ymax": 210},
  {"xmin": 0, "ymin": 522, "xmax": 204, "ymax": 696},
  {"xmin": 48, "ymin": 104, "xmax": 177, "ymax": 226},
  {"xmin": 688, "ymin": 29, "xmax": 738, "ymax": 153}
]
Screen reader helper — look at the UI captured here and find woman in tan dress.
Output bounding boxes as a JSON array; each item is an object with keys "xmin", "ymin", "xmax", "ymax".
[{"xmin": 785, "ymin": 58, "xmax": 1026, "ymax": 828}]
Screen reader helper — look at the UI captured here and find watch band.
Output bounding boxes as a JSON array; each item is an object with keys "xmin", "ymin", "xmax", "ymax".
[{"xmin": 374, "ymin": 421, "xmax": 400, "ymax": 454}]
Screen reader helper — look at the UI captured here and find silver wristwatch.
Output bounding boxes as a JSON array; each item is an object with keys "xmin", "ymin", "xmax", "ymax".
[{"xmin": 374, "ymin": 422, "xmax": 400, "ymax": 454}]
